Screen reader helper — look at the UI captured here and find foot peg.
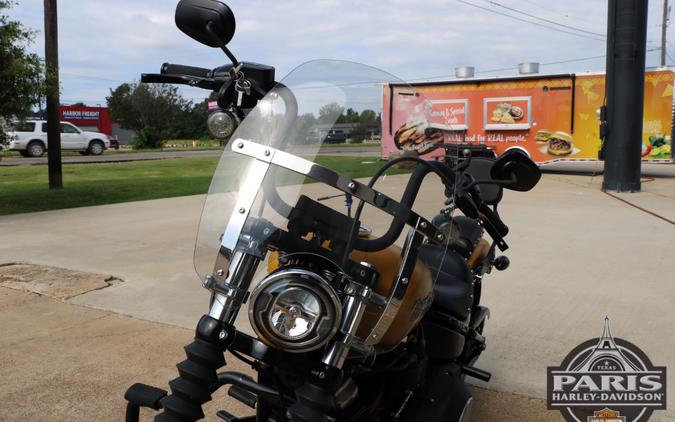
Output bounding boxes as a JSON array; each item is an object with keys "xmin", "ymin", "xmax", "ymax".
[
  {"xmin": 216, "ymin": 410, "xmax": 256, "ymax": 421},
  {"xmin": 461, "ymin": 365, "xmax": 492, "ymax": 382},
  {"xmin": 228, "ymin": 384, "xmax": 257, "ymax": 408},
  {"xmin": 124, "ymin": 383, "xmax": 167, "ymax": 422}
]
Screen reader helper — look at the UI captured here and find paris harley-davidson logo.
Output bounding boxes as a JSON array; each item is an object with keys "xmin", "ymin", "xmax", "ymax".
[{"xmin": 547, "ymin": 317, "xmax": 667, "ymax": 422}]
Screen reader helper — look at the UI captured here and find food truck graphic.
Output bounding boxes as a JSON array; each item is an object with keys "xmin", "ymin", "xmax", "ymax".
[{"xmin": 381, "ymin": 69, "xmax": 674, "ymax": 164}]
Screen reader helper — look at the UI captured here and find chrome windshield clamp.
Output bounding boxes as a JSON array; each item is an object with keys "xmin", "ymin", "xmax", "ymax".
[{"xmin": 208, "ymin": 249, "xmax": 261, "ymax": 323}]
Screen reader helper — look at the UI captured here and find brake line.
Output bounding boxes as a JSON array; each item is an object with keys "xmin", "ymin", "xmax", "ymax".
[{"xmin": 601, "ymin": 189, "xmax": 675, "ymax": 226}]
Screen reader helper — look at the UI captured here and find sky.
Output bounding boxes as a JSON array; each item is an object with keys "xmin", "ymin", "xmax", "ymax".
[{"xmin": 6, "ymin": 0, "xmax": 674, "ymax": 107}]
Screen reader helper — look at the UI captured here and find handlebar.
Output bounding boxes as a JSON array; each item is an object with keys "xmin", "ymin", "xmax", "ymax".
[
  {"xmin": 352, "ymin": 162, "xmax": 448, "ymax": 252},
  {"xmin": 161, "ymin": 62, "xmax": 213, "ymax": 78}
]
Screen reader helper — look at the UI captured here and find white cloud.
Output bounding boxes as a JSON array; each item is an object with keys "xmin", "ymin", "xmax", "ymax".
[{"xmin": 6, "ymin": 0, "xmax": 671, "ymax": 105}]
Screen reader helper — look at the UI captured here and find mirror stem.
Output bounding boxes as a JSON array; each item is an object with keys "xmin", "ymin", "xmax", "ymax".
[
  {"xmin": 221, "ymin": 46, "xmax": 239, "ymax": 67},
  {"xmin": 205, "ymin": 21, "xmax": 239, "ymax": 66}
]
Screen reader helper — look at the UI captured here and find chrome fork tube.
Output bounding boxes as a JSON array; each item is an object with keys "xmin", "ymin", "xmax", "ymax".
[
  {"xmin": 322, "ymin": 284, "xmax": 371, "ymax": 369},
  {"xmin": 207, "ymin": 250, "xmax": 260, "ymax": 324}
]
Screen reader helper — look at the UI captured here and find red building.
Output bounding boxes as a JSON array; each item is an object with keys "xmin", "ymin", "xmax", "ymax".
[{"xmin": 59, "ymin": 105, "xmax": 113, "ymax": 136}]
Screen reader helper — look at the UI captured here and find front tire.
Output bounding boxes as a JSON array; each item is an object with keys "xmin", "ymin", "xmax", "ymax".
[
  {"xmin": 26, "ymin": 141, "xmax": 45, "ymax": 157},
  {"xmin": 88, "ymin": 141, "xmax": 104, "ymax": 156}
]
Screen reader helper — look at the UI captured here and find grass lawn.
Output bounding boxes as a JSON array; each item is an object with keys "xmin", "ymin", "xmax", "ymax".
[
  {"xmin": 0, "ymin": 141, "xmax": 378, "ymax": 158},
  {"xmin": 0, "ymin": 156, "xmax": 403, "ymax": 215}
]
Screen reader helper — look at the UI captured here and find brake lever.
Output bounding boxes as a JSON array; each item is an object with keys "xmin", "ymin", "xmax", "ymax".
[{"xmin": 140, "ymin": 73, "xmax": 229, "ymax": 91}]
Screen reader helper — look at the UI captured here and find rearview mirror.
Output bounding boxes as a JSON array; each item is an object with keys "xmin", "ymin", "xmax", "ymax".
[
  {"xmin": 490, "ymin": 150, "xmax": 541, "ymax": 192},
  {"xmin": 466, "ymin": 157, "xmax": 503, "ymax": 205},
  {"xmin": 175, "ymin": 0, "xmax": 236, "ymax": 48}
]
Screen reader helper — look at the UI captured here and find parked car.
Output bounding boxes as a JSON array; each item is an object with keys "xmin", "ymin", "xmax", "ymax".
[
  {"xmin": 6, "ymin": 120, "xmax": 111, "ymax": 157},
  {"xmin": 324, "ymin": 129, "xmax": 348, "ymax": 144}
]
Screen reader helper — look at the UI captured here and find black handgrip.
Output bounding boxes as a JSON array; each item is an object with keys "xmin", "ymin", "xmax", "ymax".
[{"xmin": 161, "ymin": 62, "xmax": 212, "ymax": 78}]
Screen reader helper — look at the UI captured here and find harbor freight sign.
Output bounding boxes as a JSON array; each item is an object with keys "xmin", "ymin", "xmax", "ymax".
[
  {"xmin": 62, "ymin": 109, "xmax": 100, "ymax": 120},
  {"xmin": 547, "ymin": 318, "xmax": 666, "ymax": 422}
]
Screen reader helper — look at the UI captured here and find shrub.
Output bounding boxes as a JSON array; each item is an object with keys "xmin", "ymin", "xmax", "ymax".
[{"xmin": 132, "ymin": 126, "xmax": 165, "ymax": 149}]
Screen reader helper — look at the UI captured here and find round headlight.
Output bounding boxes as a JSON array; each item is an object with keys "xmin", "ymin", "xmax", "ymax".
[
  {"xmin": 249, "ymin": 268, "xmax": 341, "ymax": 353},
  {"xmin": 207, "ymin": 110, "xmax": 237, "ymax": 139}
]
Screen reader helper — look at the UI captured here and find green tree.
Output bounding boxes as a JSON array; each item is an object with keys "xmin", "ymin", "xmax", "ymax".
[
  {"xmin": 107, "ymin": 82, "xmax": 191, "ymax": 149},
  {"xmin": 0, "ymin": 0, "xmax": 46, "ymax": 146},
  {"xmin": 359, "ymin": 109, "xmax": 377, "ymax": 124},
  {"xmin": 338, "ymin": 107, "xmax": 360, "ymax": 124},
  {"xmin": 176, "ymin": 92, "xmax": 217, "ymax": 140},
  {"xmin": 318, "ymin": 102, "xmax": 345, "ymax": 122},
  {"xmin": 349, "ymin": 124, "xmax": 368, "ymax": 143}
]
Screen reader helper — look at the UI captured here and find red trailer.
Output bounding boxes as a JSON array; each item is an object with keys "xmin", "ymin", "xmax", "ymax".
[{"xmin": 382, "ymin": 69, "xmax": 674, "ymax": 164}]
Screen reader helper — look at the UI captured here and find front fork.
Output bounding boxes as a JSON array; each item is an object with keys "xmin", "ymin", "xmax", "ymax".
[
  {"xmin": 136, "ymin": 248, "xmax": 369, "ymax": 422},
  {"xmin": 144, "ymin": 250, "xmax": 261, "ymax": 421}
]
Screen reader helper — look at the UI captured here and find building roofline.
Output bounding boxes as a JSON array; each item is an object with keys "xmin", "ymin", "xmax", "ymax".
[{"xmin": 390, "ymin": 66, "xmax": 673, "ymax": 88}]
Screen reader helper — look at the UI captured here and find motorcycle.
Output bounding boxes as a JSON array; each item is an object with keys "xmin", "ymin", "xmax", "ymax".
[{"xmin": 124, "ymin": 1, "xmax": 541, "ymax": 421}]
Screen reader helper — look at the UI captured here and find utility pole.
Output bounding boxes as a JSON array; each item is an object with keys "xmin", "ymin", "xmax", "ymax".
[
  {"xmin": 44, "ymin": 0, "xmax": 62, "ymax": 189},
  {"xmin": 661, "ymin": 0, "xmax": 669, "ymax": 66},
  {"xmin": 601, "ymin": 0, "xmax": 649, "ymax": 192}
]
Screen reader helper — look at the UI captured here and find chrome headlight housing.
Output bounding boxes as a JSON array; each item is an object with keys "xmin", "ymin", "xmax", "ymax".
[
  {"xmin": 207, "ymin": 110, "xmax": 238, "ymax": 139},
  {"xmin": 248, "ymin": 268, "xmax": 341, "ymax": 353}
]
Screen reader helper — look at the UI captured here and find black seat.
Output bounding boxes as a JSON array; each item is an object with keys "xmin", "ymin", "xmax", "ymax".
[{"xmin": 417, "ymin": 244, "xmax": 473, "ymax": 319}]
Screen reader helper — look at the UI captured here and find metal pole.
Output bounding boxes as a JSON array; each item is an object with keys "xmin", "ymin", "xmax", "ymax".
[
  {"xmin": 661, "ymin": 0, "xmax": 669, "ymax": 66},
  {"xmin": 44, "ymin": 0, "xmax": 62, "ymax": 189},
  {"xmin": 602, "ymin": 0, "xmax": 649, "ymax": 192}
]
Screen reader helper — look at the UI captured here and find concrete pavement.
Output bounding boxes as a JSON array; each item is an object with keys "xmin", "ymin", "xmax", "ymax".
[
  {"xmin": 1, "ymin": 168, "xmax": 674, "ymax": 420},
  {"xmin": 0, "ymin": 285, "xmax": 562, "ymax": 421}
]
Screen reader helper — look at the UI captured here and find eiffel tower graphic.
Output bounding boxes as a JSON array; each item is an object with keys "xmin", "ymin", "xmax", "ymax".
[{"xmin": 571, "ymin": 317, "xmax": 642, "ymax": 373}]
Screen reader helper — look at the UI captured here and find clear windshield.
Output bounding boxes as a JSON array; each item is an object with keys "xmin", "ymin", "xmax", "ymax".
[{"xmin": 194, "ymin": 60, "xmax": 451, "ymax": 345}]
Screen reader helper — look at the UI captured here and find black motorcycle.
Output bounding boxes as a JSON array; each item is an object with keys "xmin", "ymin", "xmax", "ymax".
[{"xmin": 124, "ymin": 1, "xmax": 541, "ymax": 421}]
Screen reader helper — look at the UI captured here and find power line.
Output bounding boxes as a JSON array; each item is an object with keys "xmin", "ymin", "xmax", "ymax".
[
  {"xmin": 666, "ymin": 49, "xmax": 675, "ymax": 64},
  {"xmin": 60, "ymin": 72, "xmax": 125, "ymax": 84},
  {"xmin": 481, "ymin": 0, "xmax": 606, "ymax": 37},
  {"xmin": 518, "ymin": 0, "xmax": 602, "ymax": 26},
  {"xmin": 456, "ymin": 0, "xmax": 606, "ymax": 42}
]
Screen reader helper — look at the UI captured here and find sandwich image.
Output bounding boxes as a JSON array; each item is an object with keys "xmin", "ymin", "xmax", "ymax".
[
  {"xmin": 394, "ymin": 119, "xmax": 444, "ymax": 155},
  {"xmin": 509, "ymin": 105, "xmax": 524, "ymax": 120},
  {"xmin": 536, "ymin": 130, "xmax": 552, "ymax": 143},
  {"xmin": 547, "ymin": 131, "xmax": 574, "ymax": 156},
  {"xmin": 500, "ymin": 113, "xmax": 515, "ymax": 123},
  {"xmin": 491, "ymin": 103, "xmax": 523, "ymax": 123}
]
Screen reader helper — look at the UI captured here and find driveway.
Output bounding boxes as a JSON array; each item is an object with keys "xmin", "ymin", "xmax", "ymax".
[
  {"xmin": 1, "ymin": 171, "xmax": 674, "ymax": 420},
  {"xmin": 0, "ymin": 285, "xmax": 562, "ymax": 421}
]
